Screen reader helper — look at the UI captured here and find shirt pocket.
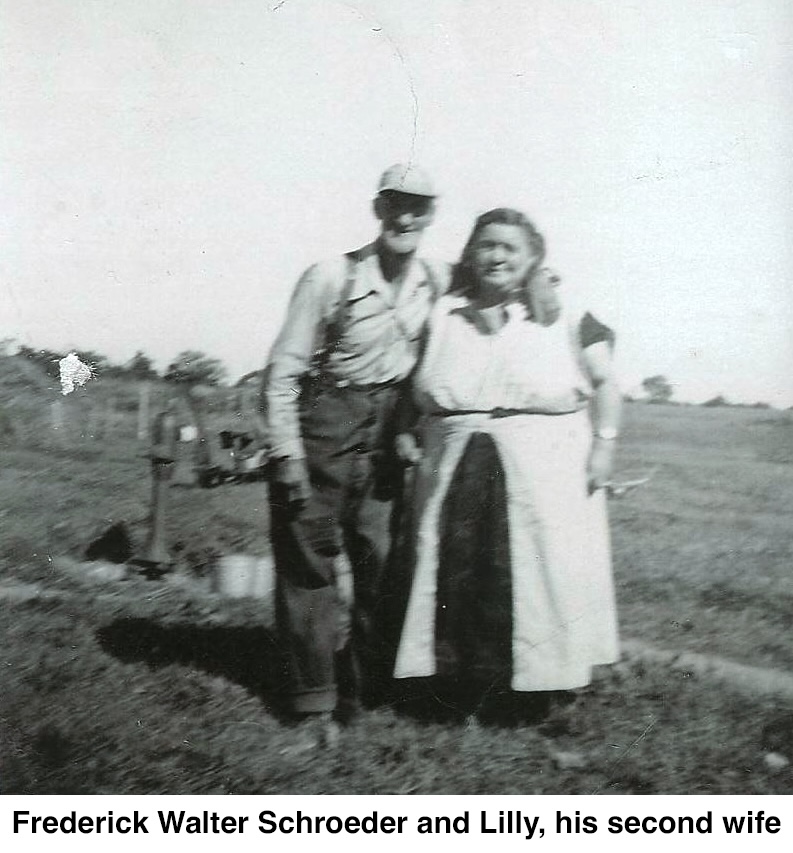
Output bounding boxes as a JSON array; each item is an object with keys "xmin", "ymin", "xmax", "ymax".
[{"xmin": 339, "ymin": 291, "xmax": 394, "ymax": 350}]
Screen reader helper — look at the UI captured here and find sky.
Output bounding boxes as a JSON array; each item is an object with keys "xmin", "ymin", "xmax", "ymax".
[{"xmin": 1, "ymin": 0, "xmax": 792, "ymax": 405}]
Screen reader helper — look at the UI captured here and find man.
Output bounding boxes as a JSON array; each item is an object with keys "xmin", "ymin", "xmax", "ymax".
[
  {"xmin": 262, "ymin": 164, "xmax": 445, "ymax": 745},
  {"xmin": 263, "ymin": 164, "xmax": 560, "ymax": 745}
]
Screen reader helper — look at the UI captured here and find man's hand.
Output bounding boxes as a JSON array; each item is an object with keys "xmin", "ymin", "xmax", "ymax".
[
  {"xmin": 528, "ymin": 267, "xmax": 561, "ymax": 327},
  {"xmin": 587, "ymin": 437, "xmax": 616, "ymax": 495},
  {"xmin": 272, "ymin": 458, "xmax": 311, "ymax": 506},
  {"xmin": 395, "ymin": 432, "xmax": 422, "ymax": 466}
]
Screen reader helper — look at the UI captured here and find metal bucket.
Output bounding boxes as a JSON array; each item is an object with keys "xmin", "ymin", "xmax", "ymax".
[{"xmin": 215, "ymin": 554, "xmax": 275, "ymax": 600}]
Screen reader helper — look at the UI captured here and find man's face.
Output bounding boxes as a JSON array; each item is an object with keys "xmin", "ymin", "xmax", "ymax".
[{"xmin": 375, "ymin": 191, "xmax": 435, "ymax": 255}]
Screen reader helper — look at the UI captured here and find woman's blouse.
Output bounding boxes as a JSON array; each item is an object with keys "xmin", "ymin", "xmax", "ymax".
[{"xmin": 412, "ymin": 294, "xmax": 613, "ymax": 416}]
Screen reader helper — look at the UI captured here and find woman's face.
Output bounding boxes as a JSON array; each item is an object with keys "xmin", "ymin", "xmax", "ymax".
[{"xmin": 470, "ymin": 223, "xmax": 538, "ymax": 300}]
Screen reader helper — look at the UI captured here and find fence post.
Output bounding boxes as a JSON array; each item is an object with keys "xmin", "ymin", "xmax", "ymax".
[
  {"xmin": 51, "ymin": 400, "xmax": 64, "ymax": 431},
  {"xmin": 104, "ymin": 397, "xmax": 116, "ymax": 439},
  {"xmin": 137, "ymin": 382, "xmax": 151, "ymax": 441},
  {"xmin": 87, "ymin": 402, "xmax": 99, "ymax": 439}
]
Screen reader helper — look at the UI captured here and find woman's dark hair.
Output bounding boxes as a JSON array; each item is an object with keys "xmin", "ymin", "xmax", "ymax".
[{"xmin": 451, "ymin": 207, "xmax": 546, "ymax": 298}]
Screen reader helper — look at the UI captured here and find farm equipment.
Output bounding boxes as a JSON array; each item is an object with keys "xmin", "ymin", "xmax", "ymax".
[
  {"xmin": 213, "ymin": 428, "xmax": 270, "ymax": 484},
  {"xmin": 182, "ymin": 379, "xmax": 271, "ymax": 488}
]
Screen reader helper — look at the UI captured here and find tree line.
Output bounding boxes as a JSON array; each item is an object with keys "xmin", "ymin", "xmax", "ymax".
[
  {"xmin": 639, "ymin": 374, "xmax": 775, "ymax": 409},
  {"xmin": 3, "ymin": 341, "xmax": 779, "ymax": 409},
  {"xmin": 10, "ymin": 344, "xmax": 228, "ymax": 387}
]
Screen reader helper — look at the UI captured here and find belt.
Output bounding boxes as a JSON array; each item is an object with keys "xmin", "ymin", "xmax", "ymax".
[
  {"xmin": 325, "ymin": 377, "xmax": 401, "ymax": 393},
  {"xmin": 434, "ymin": 407, "xmax": 575, "ymax": 419}
]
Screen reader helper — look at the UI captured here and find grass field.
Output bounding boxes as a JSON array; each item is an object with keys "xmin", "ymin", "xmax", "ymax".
[{"xmin": 1, "ymin": 355, "xmax": 792, "ymax": 794}]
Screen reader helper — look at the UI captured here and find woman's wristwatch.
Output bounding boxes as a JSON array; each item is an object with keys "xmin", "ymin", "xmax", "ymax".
[{"xmin": 594, "ymin": 427, "xmax": 619, "ymax": 441}]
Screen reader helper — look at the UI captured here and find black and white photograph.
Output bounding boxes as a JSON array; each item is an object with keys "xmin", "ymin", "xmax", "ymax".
[{"xmin": 1, "ymin": 0, "xmax": 792, "ymax": 806}]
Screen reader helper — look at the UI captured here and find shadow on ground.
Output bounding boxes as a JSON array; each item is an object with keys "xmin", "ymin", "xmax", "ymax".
[
  {"xmin": 96, "ymin": 617, "xmax": 289, "ymax": 717},
  {"xmin": 388, "ymin": 675, "xmax": 576, "ymax": 730}
]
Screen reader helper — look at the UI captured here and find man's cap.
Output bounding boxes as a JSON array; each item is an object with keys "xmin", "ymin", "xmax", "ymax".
[{"xmin": 377, "ymin": 163, "xmax": 436, "ymax": 198}]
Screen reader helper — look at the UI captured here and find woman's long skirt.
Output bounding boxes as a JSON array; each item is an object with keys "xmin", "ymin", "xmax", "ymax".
[{"xmin": 393, "ymin": 409, "xmax": 619, "ymax": 691}]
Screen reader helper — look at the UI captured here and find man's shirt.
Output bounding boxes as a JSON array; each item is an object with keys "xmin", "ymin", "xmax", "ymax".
[{"xmin": 263, "ymin": 241, "xmax": 450, "ymax": 460}]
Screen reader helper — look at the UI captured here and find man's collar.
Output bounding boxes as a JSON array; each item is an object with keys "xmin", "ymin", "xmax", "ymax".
[{"xmin": 349, "ymin": 242, "xmax": 429, "ymax": 302}]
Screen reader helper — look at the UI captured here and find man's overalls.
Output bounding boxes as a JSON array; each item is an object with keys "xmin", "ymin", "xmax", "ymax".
[{"xmin": 270, "ymin": 254, "xmax": 439, "ymax": 715}]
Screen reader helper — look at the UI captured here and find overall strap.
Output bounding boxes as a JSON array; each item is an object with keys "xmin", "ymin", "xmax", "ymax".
[
  {"xmin": 313, "ymin": 251, "xmax": 359, "ymax": 372},
  {"xmin": 325, "ymin": 251, "xmax": 359, "ymax": 348}
]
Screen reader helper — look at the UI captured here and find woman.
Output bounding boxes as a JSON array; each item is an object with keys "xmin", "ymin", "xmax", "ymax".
[{"xmin": 391, "ymin": 208, "xmax": 621, "ymax": 720}]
